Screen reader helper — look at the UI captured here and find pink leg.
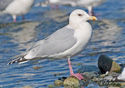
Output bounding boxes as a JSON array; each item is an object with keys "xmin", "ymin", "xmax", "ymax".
[
  {"xmin": 13, "ymin": 19, "xmax": 16, "ymax": 22},
  {"xmin": 51, "ymin": 5, "xmax": 59, "ymax": 9},
  {"xmin": 68, "ymin": 57, "xmax": 84, "ymax": 80},
  {"xmin": 51, "ymin": 5, "xmax": 55, "ymax": 9},
  {"xmin": 55, "ymin": 5, "xmax": 59, "ymax": 9},
  {"xmin": 22, "ymin": 16, "xmax": 25, "ymax": 21}
]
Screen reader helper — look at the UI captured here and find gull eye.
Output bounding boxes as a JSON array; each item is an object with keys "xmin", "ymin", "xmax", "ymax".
[{"xmin": 78, "ymin": 14, "xmax": 82, "ymax": 16}]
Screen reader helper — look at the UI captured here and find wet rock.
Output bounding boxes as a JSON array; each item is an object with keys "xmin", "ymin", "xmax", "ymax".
[
  {"xmin": 82, "ymin": 71, "xmax": 99, "ymax": 79},
  {"xmin": 111, "ymin": 61, "xmax": 121, "ymax": 72},
  {"xmin": 98, "ymin": 55, "xmax": 122, "ymax": 73},
  {"xmin": 108, "ymin": 87, "xmax": 120, "ymax": 88},
  {"xmin": 22, "ymin": 85, "xmax": 32, "ymax": 88},
  {"xmin": 109, "ymin": 72, "xmax": 120, "ymax": 77},
  {"xmin": 103, "ymin": 72, "xmax": 120, "ymax": 81},
  {"xmin": 121, "ymin": 85, "xmax": 125, "ymax": 88},
  {"xmin": 121, "ymin": 83, "xmax": 125, "ymax": 88},
  {"xmin": 64, "ymin": 76, "xmax": 80, "ymax": 86},
  {"xmin": 48, "ymin": 84, "xmax": 56, "ymax": 88},
  {"xmin": 108, "ymin": 82, "xmax": 122, "ymax": 87},
  {"xmin": 64, "ymin": 85, "xmax": 81, "ymax": 88},
  {"xmin": 54, "ymin": 80, "xmax": 63, "ymax": 86},
  {"xmin": 100, "ymin": 74, "xmax": 108, "ymax": 78},
  {"xmin": 33, "ymin": 66, "xmax": 42, "ymax": 70}
]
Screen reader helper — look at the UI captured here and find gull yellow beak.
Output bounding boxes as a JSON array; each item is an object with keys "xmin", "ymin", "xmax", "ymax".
[{"xmin": 88, "ymin": 16, "xmax": 97, "ymax": 21}]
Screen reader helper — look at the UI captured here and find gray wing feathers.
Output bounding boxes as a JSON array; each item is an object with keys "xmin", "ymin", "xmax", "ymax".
[
  {"xmin": 0, "ymin": 0, "xmax": 14, "ymax": 11},
  {"xmin": 7, "ymin": 26, "xmax": 77, "ymax": 64},
  {"xmin": 27, "ymin": 26, "xmax": 77, "ymax": 58}
]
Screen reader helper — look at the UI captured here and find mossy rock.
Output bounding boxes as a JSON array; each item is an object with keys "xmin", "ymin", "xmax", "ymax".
[
  {"xmin": 54, "ymin": 80, "xmax": 63, "ymax": 86},
  {"xmin": 64, "ymin": 76, "xmax": 80, "ymax": 86}
]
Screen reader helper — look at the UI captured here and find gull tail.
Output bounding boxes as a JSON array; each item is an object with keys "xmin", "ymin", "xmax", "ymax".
[{"xmin": 7, "ymin": 56, "xmax": 29, "ymax": 65}]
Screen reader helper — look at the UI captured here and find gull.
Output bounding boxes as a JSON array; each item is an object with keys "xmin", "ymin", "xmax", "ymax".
[
  {"xmin": 0, "ymin": 0, "xmax": 35, "ymax": 22},
  {"xmin": 8, "ymin": 9, "xmax": 97, "ymax": 80},
  {"xmin": 75, "ymin": 0, "xmax": 107, "ymax": 16},
  {"xmin": 35, "ymin": 0, "xmax": 76, "ymax": 7},
  {"xmin": 117, "ymin": 68, "xmax": 125, "ymax": 81},
  {"xmin": 36, "ymin": 0, "xmax": 106, "ymax": 15}
]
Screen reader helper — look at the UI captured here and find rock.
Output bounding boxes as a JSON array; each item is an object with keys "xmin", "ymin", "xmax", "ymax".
[
  {"xmin": 82, "ymin": 72, "xmax": 99, "ymax": 79},
  {"xmin": 103, "ymin": 72, "xmax": 120, "ymax": 81},
  {"xmin": 58, "ymin": 77, "xmax": 67, "ymax": 81},
  {"xmin": 121, "ymin": 83, "xmax": 125, "ymax": 88},
  {"xmin": 54, "ymin": 80, "xmax": 63, "ymax": 86},
  {"xmin": 121, "ymin": 85, "xmax": 125, "ymax": 88},
  {"xmin": 108, "ymin": 87, "xmax": 120, "ymax": 88},
  {"xmin": 64, "ymin": 85, "xmax": 81, "ymax": 88},
  {"xmin": 100, "ymin": 74, "xmax": 107, "ymax": 78},
  {"xmin": 64, "ymin": 76, "xmax": 80, "ymax": 86},
  {"xmin": 33, "ymin": 66, "xmax": 42, "ymax": 70},
  {"xmin": 98, "ymin": 55, "xmax": 122, "ymax": 73},
  {"xmin": 111, "ymin": 61, "xmax": 121, "ymax": 73},
  {"xmin": 22, "ymin": 85, "xmax": 32, "ymax": 88},
  {"xmin": 121, "ymin": 82, "xmax": 125, "ymax": 86},
  {"xmin": 48, "ymin": 84, "xmax": 56, "ymax": 88}
]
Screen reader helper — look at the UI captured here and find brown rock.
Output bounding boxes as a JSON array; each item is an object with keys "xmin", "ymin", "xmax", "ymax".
[
  {"xmin": 121, "ymin": 82, "xmax": 125, "ymax": 86},
  {"xmin": 33, "ymin": 66, "xmax": 42, "ymax": 70},
  {"xmin": 110, "ymin": 61, "xmax": 122, "ymax": 73},
  {"xmin": 22, "ymin": 85, "xmax": 33, "ymax": 88}
]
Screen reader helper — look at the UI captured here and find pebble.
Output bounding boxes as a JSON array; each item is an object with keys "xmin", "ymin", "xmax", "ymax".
[
  {"xmin": 22, "ymin": 85, "xmax": 33, "ymax": 88},
  {"xmin": 82, "ymin": 71, "xmax": 99, "ymax": 79},
  {"xmin": 54, "ymin": 80, "xmax": 63, "ymax": 86},
  {"xmin": 33, "ymin": 66, "xmax": 42, "ymax": 70},
  {"xmin": 48, "ymin": 84, "xmax": 56, "ymax": 88}
]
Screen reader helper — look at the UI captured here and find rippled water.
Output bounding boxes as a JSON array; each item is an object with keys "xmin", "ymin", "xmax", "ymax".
[{"xmin": 0, "ymin": 0, "xmax": 125, "ymax": 88}]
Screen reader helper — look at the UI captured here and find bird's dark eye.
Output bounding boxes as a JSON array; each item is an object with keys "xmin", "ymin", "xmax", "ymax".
[{"xmin": 78, "ymin": 14, "xmax": 82, "ymax": 16}]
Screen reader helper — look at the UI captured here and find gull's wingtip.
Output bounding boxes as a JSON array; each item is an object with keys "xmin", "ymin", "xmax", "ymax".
[{"xmin": 7, "ymin": 57, "xmax": 29, "ymax": 65}]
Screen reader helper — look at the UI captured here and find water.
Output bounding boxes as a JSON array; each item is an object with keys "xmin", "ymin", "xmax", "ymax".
[{"xmin": 0, "ymin": 0, "xmax": 125, "ymax": 88}]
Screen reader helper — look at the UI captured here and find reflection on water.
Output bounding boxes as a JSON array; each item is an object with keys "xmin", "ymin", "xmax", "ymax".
[
  {"xmin": 43, "ymin": 9, "xmax": 69, "ymax": 22},
  {"xmin": 90, "ymin": 19, "xmax": 124, "ymax": 61},
  {"xmin": 10, "ymin": 22, "xmax": 40, "ymax": 49},
  {"xmin": 0, "ymin": 0, "xmax": 125, "ymax": 87}
]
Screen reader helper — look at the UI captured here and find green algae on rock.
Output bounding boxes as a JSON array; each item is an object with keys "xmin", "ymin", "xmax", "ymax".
[{"xmin": 64, "ymin": 76, "xmax": 80, "ymax": 86}]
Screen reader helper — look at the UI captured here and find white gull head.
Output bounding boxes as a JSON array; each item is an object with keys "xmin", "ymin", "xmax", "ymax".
[{"xmin": 69, "ymin": 9, "xmax": 97, "ymax": 27}]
